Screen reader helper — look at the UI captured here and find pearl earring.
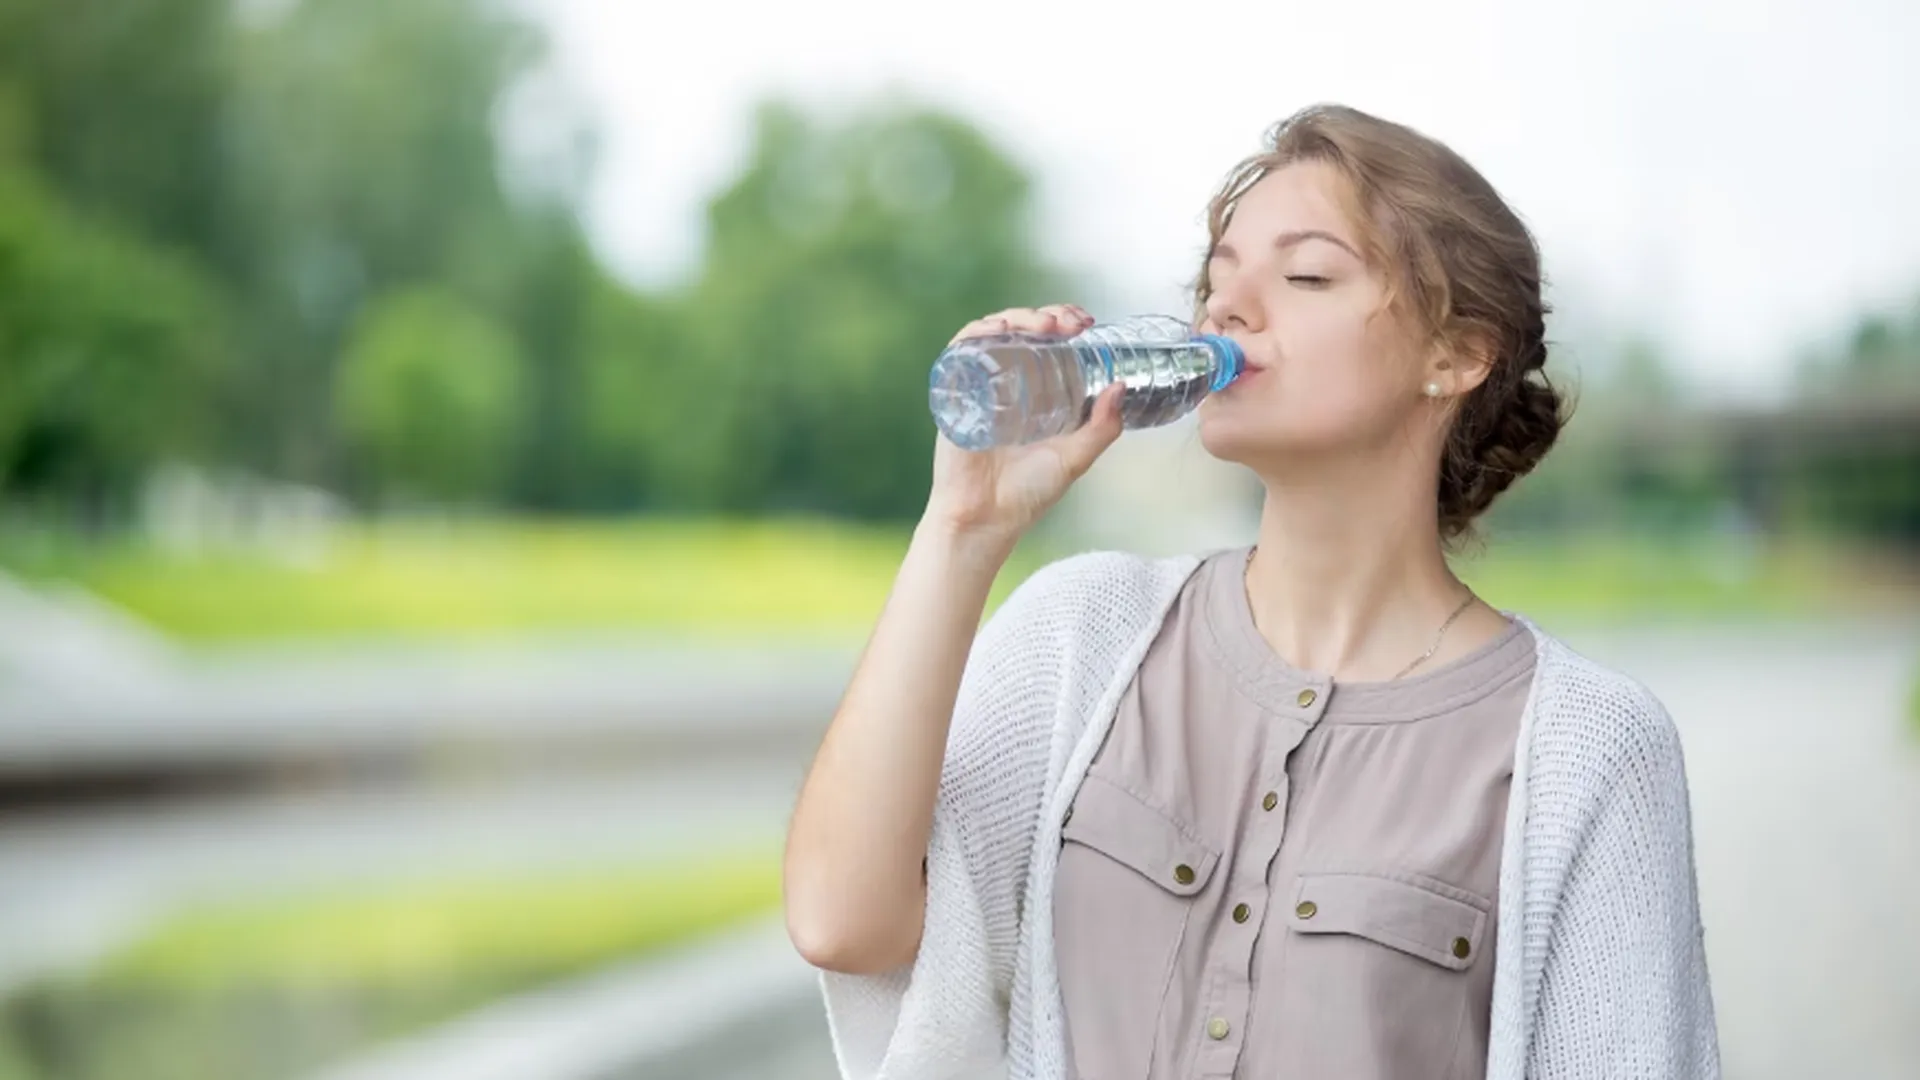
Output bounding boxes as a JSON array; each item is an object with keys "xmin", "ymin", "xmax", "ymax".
[{"xmin": 1424, "ymin": 382, "xmax": 1442, "ymax": 398}]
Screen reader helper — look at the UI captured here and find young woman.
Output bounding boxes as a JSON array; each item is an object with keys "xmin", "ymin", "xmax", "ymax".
[{"xmin": 784, "ymin": 103, "xmax": 1720, "ymax": 1080}]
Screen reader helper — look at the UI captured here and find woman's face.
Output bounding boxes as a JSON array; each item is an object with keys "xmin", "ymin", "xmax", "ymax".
[{"xmin": 1196, "ymin": 161, "xmax": 1438, "ymax": 471}]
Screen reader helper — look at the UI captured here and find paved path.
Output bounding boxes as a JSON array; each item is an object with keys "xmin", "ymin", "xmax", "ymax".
[
  {"xmin": 5, "ymin": 618, "xmax": 1913, "ymax": 1078},
  {"xmin": 0, "ymin": 758, "xmax": 812, "ymax": 989},
  {"xmin": 308, "ymin": 917, "xmax": 832, "ymax": 1080},
  {"xmin": 0, "ymin": 634, "xmax": 854, "ymax": 772}
]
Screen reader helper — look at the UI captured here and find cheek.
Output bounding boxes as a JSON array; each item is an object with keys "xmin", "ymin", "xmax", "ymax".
[
  {"xmin": 1278, "ymin": 308, "xmax": 1397, "ymax": 407},
  {"xmin": 1197, "ymin": 306, "xmax": 1413, "ymax": 456}
]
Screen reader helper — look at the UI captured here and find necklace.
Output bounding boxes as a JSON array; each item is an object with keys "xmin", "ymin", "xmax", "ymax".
[{"xmin": 1244, "ymin": 546, "xmax": 1478, "ymax": 682}]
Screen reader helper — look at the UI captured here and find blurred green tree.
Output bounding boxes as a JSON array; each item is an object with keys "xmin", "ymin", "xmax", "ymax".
[
  {"xmin": 0, "ymin": 0, "xmax": 608, "ymax": 513},
  {"xmin": 335, "ymin": 286, "xmax": 525, "ymax": 504},
  {"xmin": 1796, "ymin": 297, "xmax": 1920, "ymax": 398},
  {"xmin": 656, "ymin": 99, "xmax": 1071, "ymax": 519},
  {"xmin": 221, "ymin": 0, "xmax": 557, "ymax": 485},
  {"xmin": 0, "ymin": 171, "xmax": 225, "ymax": 523},
  {"xmin": 1786, "ymin": 297, "xmax": 1920, "ymax": 543},
  {"xmin": 578, "ymin": 278, "xmax": 696, "ymax": 510},
  {"xmin": 0, "ymin": 0, "xmax": 232, "ymax": 258},
  {"xmin": 0, "ymin": 0, "xmax": 1075, "ymax": 522}
]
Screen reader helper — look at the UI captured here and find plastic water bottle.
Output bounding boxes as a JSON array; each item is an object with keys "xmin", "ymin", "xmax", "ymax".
[{"xmin": 928, "ymin": 314, "xmax": 1245, "ymax": 451}]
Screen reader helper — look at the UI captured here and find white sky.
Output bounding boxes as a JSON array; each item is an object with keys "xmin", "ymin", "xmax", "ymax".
[{"xmin": 535, "ymin": 0, "xmax": 1920, "ymax": 402}]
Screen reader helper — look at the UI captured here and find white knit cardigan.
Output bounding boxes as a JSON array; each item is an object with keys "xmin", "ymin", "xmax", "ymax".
[{"xmin": 819, "ymin": 550, "xmax": 1720, "ymax": 1080}]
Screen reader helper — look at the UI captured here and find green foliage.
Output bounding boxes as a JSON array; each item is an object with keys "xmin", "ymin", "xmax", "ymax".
[
  {"xmin": 229, "ymin": 0, "xmax": 542, "ymax": 293},
  {"xmin": 217, "ymin": 0, "xmax": 560, "ymax": 487},
  {"xmin": 0, "ymin": 0, "xmax": 233, "ymax": 254},
  {"xmin": 0, "ymin": 170, "xmax": 224, "ymax": 507},
  {"xmin": 669, "ymin": 100, "xmax": 1068, "ymax": 519},
  {"xmin": 0, "ymin": 0, "xmax": 1062, "ymax": 522},
  {"xmin": 335, "ymin": 287, "xmax": 525, "ymax": 503},
  {"xmin": 1797, "ymin": 298, "xmax": 1920, "ymax": 398},
  {"xmin": 576, "ymin": 280, "xmax": 691, "ymax": 506},
  {"xmin": 1779, "ymin": 298, "xmax": 1920, "ymax": 545}
]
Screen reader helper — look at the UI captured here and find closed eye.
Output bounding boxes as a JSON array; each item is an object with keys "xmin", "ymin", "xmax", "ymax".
[{"xmin": 1286, "ymin": 275, "xmax": 1331, "ymax": 289}]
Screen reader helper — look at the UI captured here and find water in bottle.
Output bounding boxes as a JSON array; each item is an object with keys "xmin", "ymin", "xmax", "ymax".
[{"xmin": 927, "ymin": 314, "xmax": 1245, "ymax": 451}]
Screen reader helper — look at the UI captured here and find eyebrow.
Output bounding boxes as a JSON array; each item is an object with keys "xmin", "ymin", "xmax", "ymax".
[{"xmin": 1213, "ymin": 230, "xmax": 1362, "ymax": 261}]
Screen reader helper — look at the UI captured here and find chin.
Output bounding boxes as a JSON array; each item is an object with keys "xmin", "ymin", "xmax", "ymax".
[
  {"xmin": 1198, "ymin": 413, "xmax": 1294, "ymax": 465},
  {"xmin": 1196, "ymin": 405, "xmax": 1350, "ymax": 468}
]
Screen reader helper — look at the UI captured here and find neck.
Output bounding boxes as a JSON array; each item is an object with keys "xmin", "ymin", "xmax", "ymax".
[{"xmin": 1242, "ymin": 453, "xmax": 1478, "ymax": 681}]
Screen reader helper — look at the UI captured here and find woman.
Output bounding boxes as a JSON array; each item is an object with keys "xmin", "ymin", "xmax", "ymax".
[{"xmin": 783, "ymin": 103, "xmax": 1720, "ymax": 1080}]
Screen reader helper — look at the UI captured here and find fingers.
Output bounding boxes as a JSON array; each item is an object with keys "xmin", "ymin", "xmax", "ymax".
[
  {"xmin": 1056, "ymin": 383, "xmax": 1125, "ymax": 478},
  {"xmin": 948, "ymin": 314, "xmax": 1011, "ymax": 345},
  {"xmin": 1033, "ymin": 304, "xmax": 1094, "ymax": 336},
  {"xmin": 949, "ymin": 304, "xmax": 1094, "ymax": 344}
]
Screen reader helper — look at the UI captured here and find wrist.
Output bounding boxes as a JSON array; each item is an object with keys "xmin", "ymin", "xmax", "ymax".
[{"xmin": 913, "ymin": 510, "xmax": 1018, "ymax": 572}]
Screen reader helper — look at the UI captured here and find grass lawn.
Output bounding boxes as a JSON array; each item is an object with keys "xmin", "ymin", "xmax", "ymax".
[
  {"xmin": 0, "ymin": 851, "xmax": 781, "ymax": 1080},
  {"xmin": 1452, "ymin": 531, "xmax": 1875, "ymax": 621},
  {"xmin": 97, "ymin": 853, "xmax": 781, "ymax": 988},
  {"xmin": 0, "ymin": 517, "xmax": 1898, "ymax": 644},
  {"xmin": 0, "ymin": 517, "xmax": 1055, "ymax": 644}
]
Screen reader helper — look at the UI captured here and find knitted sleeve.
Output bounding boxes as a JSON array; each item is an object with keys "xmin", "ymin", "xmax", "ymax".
[
  {"xmin": 1526, "ymin": 679, "xmax": 1722, "ymax": 1078},
  {"xmin": 818, "ymin": 555, "xmax": 1085, "ymax": 1080}
]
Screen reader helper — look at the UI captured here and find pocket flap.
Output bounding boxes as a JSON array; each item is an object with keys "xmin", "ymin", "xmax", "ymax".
[
  {"xmin": 1289, "ymin": 871, "xmax": 1488, "ymax": 971},
  {"xmin": 1061, "ymin": 772, "xmax": 1218, "ymax": 897}
]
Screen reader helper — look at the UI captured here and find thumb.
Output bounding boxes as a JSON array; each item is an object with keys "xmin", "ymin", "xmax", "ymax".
[{"xmin": 1058, "ymin": 383, "xmax": 1126, "ymax": 477}]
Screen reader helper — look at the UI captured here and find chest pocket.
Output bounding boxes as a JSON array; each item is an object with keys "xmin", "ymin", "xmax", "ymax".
[
  {"xmin": 1054, "ymin": 770, "xmax": 1216, "ymax": 1080},
  {"xmin": 1271, "ymin": 869, "xmax": 1491, "ymax": 1078},
  {"xmin": 1289, "ymin": 870, "xmax": 1486, "ymax": 968}
]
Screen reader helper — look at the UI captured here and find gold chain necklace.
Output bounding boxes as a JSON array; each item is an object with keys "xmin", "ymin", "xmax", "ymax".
[{"xmin": 1244, "ymin": 546, "xmax": 1476, "ymax": 681}]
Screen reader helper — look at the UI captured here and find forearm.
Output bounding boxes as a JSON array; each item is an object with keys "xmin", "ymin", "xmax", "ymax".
[{"xmin": 783, "ymin": 517, "xmax": 1013, "ymax": 973}]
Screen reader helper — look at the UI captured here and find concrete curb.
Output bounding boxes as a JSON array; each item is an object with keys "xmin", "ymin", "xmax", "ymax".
[
  {"xmin": 0, "ymin": 571, "xmax": 175, "ymax": 687},
  {"xmin": 305, "ymin": 914, "xmax": 824, "ymax": 1080},
  {"xmin": 0, "ymin": 636, "xmax": 854, "ymax": 775}
]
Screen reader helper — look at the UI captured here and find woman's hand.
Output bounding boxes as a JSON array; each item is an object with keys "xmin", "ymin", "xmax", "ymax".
[{"xmin": 923, "ymin": 303, "xmax": 1126, "ymax": 557}]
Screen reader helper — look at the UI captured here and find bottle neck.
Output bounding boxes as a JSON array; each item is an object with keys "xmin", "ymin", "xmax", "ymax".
[{"xmin": 1198, "ymin": 334, "xmax": 1245, "ymax": 391}]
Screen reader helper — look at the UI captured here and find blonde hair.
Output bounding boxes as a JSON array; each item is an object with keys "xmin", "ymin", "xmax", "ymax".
[{"xmin": 1193, "ymin": 103, "xmax": 1568, "ymax": 542}]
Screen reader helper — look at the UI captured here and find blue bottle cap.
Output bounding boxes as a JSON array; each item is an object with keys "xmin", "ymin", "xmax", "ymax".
[{"xmin": 1198, "ymin": 335, "xmax": 1245, "ymax": 392}]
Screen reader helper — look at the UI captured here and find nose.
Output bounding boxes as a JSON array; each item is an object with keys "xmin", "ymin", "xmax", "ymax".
[{"xmin": 1203, "ymin": 271, "xmax": 1265, "ymax": 335}]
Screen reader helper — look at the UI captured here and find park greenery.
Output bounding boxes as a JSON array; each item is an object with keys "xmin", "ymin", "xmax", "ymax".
[
  {"xmin": 0, "ymin": 0, "xmax": 1914, "ymax": 551},
  {"xmin": 0, "ymin": 0, "xmax": 1066, "ymax": 528}
]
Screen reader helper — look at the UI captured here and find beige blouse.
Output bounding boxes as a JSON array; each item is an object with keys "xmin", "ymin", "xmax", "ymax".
[{"xmin": 1053, "ymin": 545, "xmax": 1536, "ymax": 1080}]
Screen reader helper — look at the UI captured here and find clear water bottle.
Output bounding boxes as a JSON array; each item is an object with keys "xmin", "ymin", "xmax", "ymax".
[{"xmin": 927, "ymin": 314, "xmax": 1245, "ymax": 450}]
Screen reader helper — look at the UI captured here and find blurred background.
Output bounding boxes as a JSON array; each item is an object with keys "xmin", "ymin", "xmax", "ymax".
[{"xmin": 0, "ymin": 0, "xmax": 1916, "ymax": 1078}]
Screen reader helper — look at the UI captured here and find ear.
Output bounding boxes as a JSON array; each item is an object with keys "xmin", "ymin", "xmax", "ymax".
[{"xmin": 1436, "ymin": 329, "xmax": 1497, "ymax": 396}]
